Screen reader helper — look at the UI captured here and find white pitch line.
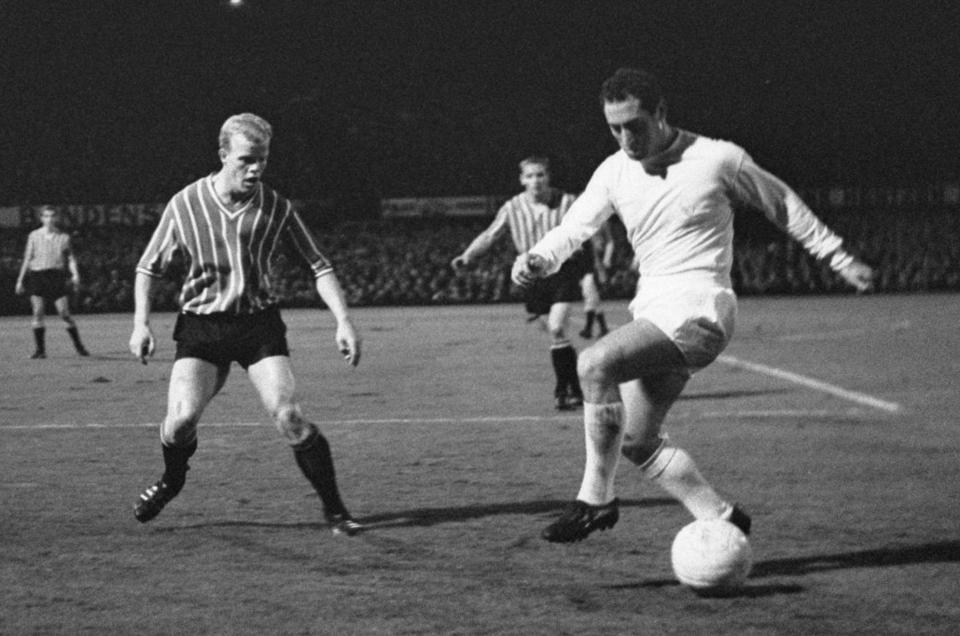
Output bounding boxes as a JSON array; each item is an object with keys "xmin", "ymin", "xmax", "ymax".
[
  {"xmin": 777, "ymin": 328, "xmax": 866, "ymax": 342},
  {"xmin": 0, "ymin": 408, "xmax": 865, "ymax": 431},
  {"xmin": 717, "ymin": 354, "xmax": 902, "ymax": 413}
]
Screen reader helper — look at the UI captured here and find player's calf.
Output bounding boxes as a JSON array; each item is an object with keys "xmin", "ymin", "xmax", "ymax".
[{"xmin": 291, "ymin": 426, "xmax": 364, "ymax": 536}]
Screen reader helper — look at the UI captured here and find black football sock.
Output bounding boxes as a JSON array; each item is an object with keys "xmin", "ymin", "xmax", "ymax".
[
  {"xmin": 559, "ymin": 345, "xmax": 583, "ymax": 397},
  {"xmin": 293, "ymin": 430, "xmax": 348, "ymax": 517},
  {"xmin": 161, "ymin": 439, "xmax": 197, "ymax": 494},
  {"xmin": 550, "ymin": 346, "xmax": 568, "ymax": 397},
  {"xmin": 32, "ymin": 327, "xmax": 46, "ymax": 355},
  {"xmin": 596, "ymin": 312, "xmax": 608, "ymax": 334},
  {"xmin": 66, "ymin": 325, "xmax": 87, "ymax": 353},
  {"xmin": 583, "ymin": 310, "xmax": 596, "ymax": 333}
]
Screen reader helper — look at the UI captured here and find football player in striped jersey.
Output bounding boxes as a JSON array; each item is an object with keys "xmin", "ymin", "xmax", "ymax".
[
  {"xmin": 129, "ymin": 113, "xmax": 363, "ymax": 535},
  {"xmin": 452, "ymin": 156, "xmax": 587, "ymax": 410},
  {"xmin": 14, "ymin": 206, "xmax": 89, "ymax": 358}
]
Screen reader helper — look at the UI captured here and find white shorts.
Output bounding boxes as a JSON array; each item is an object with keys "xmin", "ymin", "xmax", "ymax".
[{"xmin": 628, "ymin": 276, "xmax": 737, "ymax": 371}]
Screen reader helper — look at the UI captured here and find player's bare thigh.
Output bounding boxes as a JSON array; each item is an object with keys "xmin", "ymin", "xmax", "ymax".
[
  {"xmin": 29, "ymin": 296, "xmax": 45, "ymax": 322},
  {"xmin": 248, "ymin": 355, "xmax": 317, "ymax": 444},
  {"xmin": 579, "ymin": 317, "xmax": 688, "ymax": 396},
  {"xmin": 163, "ymin": 357, "xmax": 228, "ymax": 441},
  {"xmin": 52, "ymin": 296, "xmax": 72, "ymax": 319},
  {"xmin": 546, "ymin": 301, "xmax": 572, "ymax": 337},
  {"xmin": 247, "ymin": 355, "xmax": 297, "ymax": 412}
]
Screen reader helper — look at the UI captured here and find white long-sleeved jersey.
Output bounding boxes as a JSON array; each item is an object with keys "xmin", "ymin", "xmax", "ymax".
[{"xmin": 529, "ymin": 130, "xmax": 853, "ymax": 287}]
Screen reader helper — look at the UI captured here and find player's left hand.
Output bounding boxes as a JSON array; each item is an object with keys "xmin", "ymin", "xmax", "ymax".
[
  {"xmin": 336, "ymin": 319, "xmax": 362, "ymax": 367},
  {"xmin": 838, "ymin": 259, "xmax": 875, "ymax": 292},
  {"xmin": 129, "ymin": 324, "xmax": 155, "ymax": 365},
  {"xmin": 511, "ymin": 253, "xmax": 547, "ymax": 288}
]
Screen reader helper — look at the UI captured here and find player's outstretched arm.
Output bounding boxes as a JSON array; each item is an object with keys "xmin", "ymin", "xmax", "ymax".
[
  {"xmin": 511, "ymin": 252, "xmax": 548, "ymax": 288},
  {"xmin": 315, "ymin": 273, "xmax": 361, "ymax": 367},
  {"xmin": 837, "ymin": 259, "xmax": 875, "ymax": 292},
  {"xmin": 452, "ymin": 209, "xmax": 510, "ymax": 271}
]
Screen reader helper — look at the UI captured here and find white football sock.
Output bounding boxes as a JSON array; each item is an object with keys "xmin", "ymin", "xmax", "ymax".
[
  {"xmin": 639, "ymin": 442, "xmax": 729, "ymax": 519},
  {"xmin": 576, "ymin": 402, "xmax": 625, "ymax": 505}
]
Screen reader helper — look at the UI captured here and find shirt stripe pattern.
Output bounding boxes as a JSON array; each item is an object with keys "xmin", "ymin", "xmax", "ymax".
[
  {"xmin": 499, "ymin": 189, "xmax": 576, "ymax": 253},
  {"xmin": 24, "ymin": 229, "xmax": 72, "ymax": 271},
  {"xmin": 137, "ymin": 176, "xmax": 333, "ymax": 314}
]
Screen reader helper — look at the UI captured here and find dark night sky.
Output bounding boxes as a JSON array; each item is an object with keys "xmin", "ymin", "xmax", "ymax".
[{"xmin": 2, "ymin": 0, "xmax": 959, "ymax": 201}]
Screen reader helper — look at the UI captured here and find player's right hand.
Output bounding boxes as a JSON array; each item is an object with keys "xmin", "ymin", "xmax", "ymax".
[
  {"xmin": 511, "ymin": 253, "xmax": 547, "ymax": 288},
  {"xmin": 838, "ymin": 259, "xmax": 875, "ymax": 293},
  {"xmin": 450, "ymin": 255, "xmax": 469, "ymax": 271},
  {"xmin": 335, "ymin": 318, "xmax": 362, "ymax": 367},
  {"xmin": 129, "ymin": 324, "xmax": 155, "ymax": 365}
]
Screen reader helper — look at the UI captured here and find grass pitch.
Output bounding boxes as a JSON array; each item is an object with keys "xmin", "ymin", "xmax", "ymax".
[{"xmin": 2, "ymin": 295, "xmax": 958, "ymax": 634}]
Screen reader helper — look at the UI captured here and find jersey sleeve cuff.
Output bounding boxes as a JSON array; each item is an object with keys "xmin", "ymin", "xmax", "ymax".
[{"xmin": 828, "ymin": 249, "xmax": 854, "ymax": 272}]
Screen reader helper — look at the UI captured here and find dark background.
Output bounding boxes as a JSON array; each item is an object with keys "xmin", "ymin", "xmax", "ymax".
[{"xmin": 2, "ymin": 0, "xmax": 959, "ymax": 203}]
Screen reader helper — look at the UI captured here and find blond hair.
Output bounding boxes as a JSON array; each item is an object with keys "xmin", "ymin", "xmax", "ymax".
[{"xmin": 218, "ymin": 113, "xmax": 273, "ymax": 151}]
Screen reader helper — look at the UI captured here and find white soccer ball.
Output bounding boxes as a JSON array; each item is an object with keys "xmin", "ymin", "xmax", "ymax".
[{"xmin": 671, "ymin": 518, "xmax": 752, "ymax": 593}]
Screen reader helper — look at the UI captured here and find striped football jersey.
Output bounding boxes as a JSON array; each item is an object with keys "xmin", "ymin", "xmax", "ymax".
[
  {"xmin": 137, "ymin": 176, "xmax": 333, "ymax": 314},
  {"xmin": 23, "ymin": 228, "xmax": 72, "ymax": 272}
]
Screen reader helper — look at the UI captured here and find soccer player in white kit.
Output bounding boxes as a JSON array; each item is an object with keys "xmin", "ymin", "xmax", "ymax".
[{"xmin": 512, "ymin": 67, "xmax": 874, "ymax": 543}]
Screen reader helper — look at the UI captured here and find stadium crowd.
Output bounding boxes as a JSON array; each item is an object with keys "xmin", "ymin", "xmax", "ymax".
[{"xmin": 2, "ymin": 207, "xmax": 959, "ymax": 316}]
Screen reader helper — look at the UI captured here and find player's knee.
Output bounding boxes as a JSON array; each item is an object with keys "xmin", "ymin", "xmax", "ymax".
[
  {"xmin": 274, "ymin": 405, "xmax": 312, "ymax": 444},
  {"xmin": 160, "ymin": 422, "xmax": 198, "ymax": 447},
  {"xmin": 621, "ymin": 433, "xmax": 664, "ymax": 466},
  {"xmin": 577, "ymin": 345, "xmax": 612, "ymax": 384},
  {"xmin": 547, "ymin": 323, "xmax": 566, "ymax": 342},
  {"xmin": 166, "ymin": 408, "xmax": 201, "ymax": 430}
]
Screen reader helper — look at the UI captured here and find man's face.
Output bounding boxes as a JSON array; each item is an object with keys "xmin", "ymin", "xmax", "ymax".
[
  {"xmin": 604, "ymin": 97, "xmax": 660, "ymax": 161},
  {"xmin": 40, "ymin": 209, "xmax": 58, "ymax": 229},
  {"xmin": 520, "ymin": 162, "xmax": 550, "ymax": 196},
  {"xmin": 219, "ymin": 132, "xmax": 269, "ymax": 196}
]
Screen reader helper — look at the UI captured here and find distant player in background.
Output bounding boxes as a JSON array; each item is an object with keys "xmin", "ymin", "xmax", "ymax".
[
  {"xmin": 578, "ymin": 219, "xmax": 615, "ymax": 339},
  {"xmin": 452, "ymin": 156, "xmax": 588, "ymax": 410},
  {"xmin": 513, "ymin": 67, "xmax": 874, "ymax": 543},
  {"xmin": 129, "ymin": 113, "xmax": 364, "ymax": 535},
  {"xmin": 14, "ymin": 206, "xmax": 89, "ymax": 358}
]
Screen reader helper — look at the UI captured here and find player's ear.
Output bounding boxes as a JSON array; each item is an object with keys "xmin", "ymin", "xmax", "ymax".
[{"xmin": 655, "ymin": 99, "xmax": 668, "ymax": 124}]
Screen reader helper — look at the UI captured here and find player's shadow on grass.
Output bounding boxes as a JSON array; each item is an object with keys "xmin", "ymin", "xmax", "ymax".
[
  {"xmin": 153, "ymin": 498, "xmax": 678, "ymax": 533},
  {"xmin": 749, "ymin": 540, "xmax": 960, "ymax": 577},
  {"xmin": 353, "ymin": 497, "xmax": 677, "ymax": 529},
  {"xmin": 617, "ymin": 540, "xmax": 960, "ymax": 598},
  {"xmin": 608, "ymin": 579, "xmax": 804, "ymax": 598}
]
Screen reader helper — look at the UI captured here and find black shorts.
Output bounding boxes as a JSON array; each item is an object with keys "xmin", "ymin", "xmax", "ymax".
[
  {"xmin": 173, "ymin": 306, "xmax": 290, "ymax": 370},
  {"xmin": 24, "ymin": 269, "xmax": 69, "ymax": 301},
  {"xmin": 523, "ymin": 252, "xmax": 589, "ymax": 317}
]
